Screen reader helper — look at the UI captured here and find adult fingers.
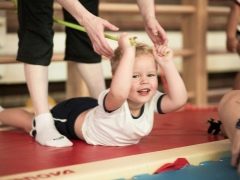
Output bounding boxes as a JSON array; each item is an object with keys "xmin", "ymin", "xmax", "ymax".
[
  {"xmin": 88, "ymin": 27, "xmax": 113, "ymax": 57},
  {"xmin": 148, "ymin": 23, "xmax": 168, "ymax": 45},
  {"xmin": 92, "ymin": 37, "xmax": 113, "ymax": 58},
  {"xmin": 155, "ymin": 24, "xmax": 168, "ymax": 45},
  {"xmin": 102, "ymin": 19, "xmax": 119, "ymax": 32}
]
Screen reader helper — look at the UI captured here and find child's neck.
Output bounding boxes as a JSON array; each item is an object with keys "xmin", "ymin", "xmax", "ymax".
[{"xmin": 128, "ymin": 101, "xmax": 144, "ymax": 117}]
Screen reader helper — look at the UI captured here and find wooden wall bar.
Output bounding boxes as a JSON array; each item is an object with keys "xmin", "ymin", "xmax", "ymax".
[{"xmin": 181, "ymin": 0, "xmax": 208, "ymax": 105}]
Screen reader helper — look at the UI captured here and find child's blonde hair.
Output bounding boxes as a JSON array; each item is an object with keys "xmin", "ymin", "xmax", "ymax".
[{"xmin": 110, "ymin": 43, "xmax": 153, "ymax": 74}]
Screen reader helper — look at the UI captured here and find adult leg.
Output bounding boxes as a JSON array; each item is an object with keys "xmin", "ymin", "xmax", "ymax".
[
  {"xmin": 24, "ymin": 65, "xmax": 49, "ymax": 115},
  {"xmin": 64, "ymin": 0, "xmax": 105, "ymax": 99},
  {"xmin": 17, "ymin": 0, "xmax": 72, "ymax": 147},
  {"xmin": 24, "ymin": 65, "xmax": 72, "ymax": 146},
  {"xmin": 76, "ymin": 62, "xmax": 105, "ymax": 98},
  {"xmin": 23, "ymin": 66, "xmax": 72, "ymax": 148}
]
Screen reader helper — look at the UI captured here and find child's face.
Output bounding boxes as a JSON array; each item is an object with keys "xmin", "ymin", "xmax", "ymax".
[{"xmin": 128, "ymin": 54, "xmax": 158, "ymax": 105}]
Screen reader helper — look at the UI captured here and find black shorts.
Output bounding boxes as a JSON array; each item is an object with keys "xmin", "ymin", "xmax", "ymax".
[
  {"xmin": 17, "ymin": 0, "xmax": 54, "ymax": 66},
  {"xmin": 17, "ymin": 0, "xmax": 100, "ymax": 66},
  {"xmin": 50, "ymin": 97, "xmax": 98, "ymax": 139},
  {"xmin": 63, "ymin": 0, "xmax": 101, "ymax": 63}
]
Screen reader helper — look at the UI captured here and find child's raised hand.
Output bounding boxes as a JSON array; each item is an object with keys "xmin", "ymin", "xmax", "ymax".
[
  {"xmin": 118, "ymin": 33, "xmax": 136, "ymax": 52},
  {"xmin": 153, "ymin": 45, "xmax": 173, "ymax": 64}
]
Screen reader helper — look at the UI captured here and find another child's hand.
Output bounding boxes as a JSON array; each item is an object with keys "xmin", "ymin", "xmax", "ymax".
[
  {"xmin": 118, "ymin": 33, "xmax": 135, "ymax": 53},
  {"xmin": 153, "ymin": 45, "xmax": 173, "ymax": 64}
]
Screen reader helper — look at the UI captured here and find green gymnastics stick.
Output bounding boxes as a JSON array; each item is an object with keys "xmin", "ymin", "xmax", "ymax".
[
  {"xmin": 11, "ymin": 0, "xmax": 17, "ymax": 7},
  {"xmin": 54, "ymin": 18, "xmax": 137, "ymax": 46},
  {"xmin": 54, "ymin": 18, "xmax": 118, "ymax": 41}
]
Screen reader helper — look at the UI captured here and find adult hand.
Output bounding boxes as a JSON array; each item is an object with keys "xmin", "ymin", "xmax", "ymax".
[
  {"xmin": 83, "ymin": 15, "xmax": 119, "ymax": 58},
  {"xmin": 144, "ymin": 17, "xmax": 168, "ymax": 47},
  {"xmin": 57, "ymin": 0, "xmax": 119, "ymax": 58},
  {"xmin": 231, "ymin": 130, "xmax": 240, "ymax": 173},
  {"xmin": 136, "ymin": 0, "xmax": 167, "ymax": 46}
]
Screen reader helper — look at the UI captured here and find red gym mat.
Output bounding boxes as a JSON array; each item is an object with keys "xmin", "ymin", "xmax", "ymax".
[{"xmin": 0, "ymin": 107, "xmax": 225, "ymax": 176}]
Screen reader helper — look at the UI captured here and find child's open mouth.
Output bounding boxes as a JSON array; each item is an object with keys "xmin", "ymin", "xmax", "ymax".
[{"xmin": 137, "ymin": 88, "xmax": 150, "ymax": 95}]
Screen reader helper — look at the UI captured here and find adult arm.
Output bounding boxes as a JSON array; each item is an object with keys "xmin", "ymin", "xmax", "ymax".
[
  {"xmin": 136, "ymin": 0, "xmax": 168, "ymax": 46},
  {"xmin": 56, "ymin": 0, "xmax": 119, "ymax": 57}
]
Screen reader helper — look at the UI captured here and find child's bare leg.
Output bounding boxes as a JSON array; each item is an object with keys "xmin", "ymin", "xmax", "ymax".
[{"xmin": 0, "ymin": 108, "xmax": 34, "ymax": 133}]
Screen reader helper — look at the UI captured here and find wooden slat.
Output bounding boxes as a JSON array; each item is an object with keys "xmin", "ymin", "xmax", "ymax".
[
  {"xmin": 0, "ymin": 49, "xmax": 194, "ymax": 64},
  {"xmin": 0, "ymin": 1, "xmax": 63, "ymax": 10},
  {"xmin": 0, "ymin": 1, "xmax": 15, "ymax": 10},
  {"xmin": 208, "ymin": 50, "xmax": 232, "ymax": 55},
  {"xmin": 0, "ymin": 53, "xmax": 64, "ymax": 64},
  {"xmin": 0, "ymin": 2, "xmax": 229, "ymax": 15},
  {"xmin": 0, "ymin": 50, "xmax": 226, "ymax": 65},
  {"xmin": 207, "ymin": 87, "xmax": 231, "ymax": 97},
  {"xmin": 174, "ymin": 49, "xmax": 194, "ymax": 57},
  {"xmin": 187, "ymin": 88, "xmax": 231, "ymax": 100},
  {"xmin": 0, "ymin": 2, "xmax": 196, "ymax": 14},
  {"xmin": 208, "ymin": 6, "xmax": 229, "ymax": 15},
  {"xmin": 100, "ymin": 3, "xmax": 196, "ymax": 14}
]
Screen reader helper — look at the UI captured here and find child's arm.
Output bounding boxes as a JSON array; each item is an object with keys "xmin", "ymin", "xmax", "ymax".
[
  {"xmin": 153, "ymin": 46, "xmax": 188, "ymax": 113},
  {"xmin": 104, "ymin": 33, "xmax": 136, "ymax": 111},
  {"xmin": 226, "ymin": 1, "xmax": 240, "ymax": 52}
]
